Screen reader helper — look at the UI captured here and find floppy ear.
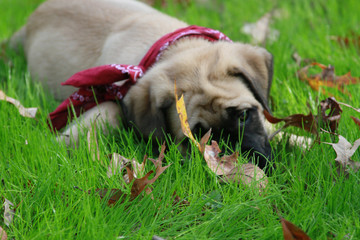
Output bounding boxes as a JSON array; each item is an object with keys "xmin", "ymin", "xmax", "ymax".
[
  {"xmin": 122, "ymin": 72, "xmax": 174, "ymax": 140},
  {"xmin": 238, "ymin": 47, "xmax": 273, "ymax": 113}
]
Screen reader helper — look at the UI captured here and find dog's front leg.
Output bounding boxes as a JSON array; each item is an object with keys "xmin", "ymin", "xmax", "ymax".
[{"xmin": 57, "ymin": 102, "xmax": 122, "ymax": 147}]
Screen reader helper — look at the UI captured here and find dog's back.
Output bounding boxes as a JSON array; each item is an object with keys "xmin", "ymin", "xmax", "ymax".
[{"xmin": 11, "ymin": 0, "xmax": 187, "ymax": 100}]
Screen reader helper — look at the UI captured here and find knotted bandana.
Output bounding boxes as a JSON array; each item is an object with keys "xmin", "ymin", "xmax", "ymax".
[{"xmin": 49, "ymin": 25, "xmax": 232, "ymax": 131}]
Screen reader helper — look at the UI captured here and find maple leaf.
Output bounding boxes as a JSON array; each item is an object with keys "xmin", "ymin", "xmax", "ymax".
[
  {"xmin": 297, "ymin": 62, "xmax": 360, "ymax": 95},
  {"xmin": 281, "ymin": 218, "xmax": 311, "ymax": 240},
  {"xmin": 0, "ymin": 226, "xmax": 7, "ymax": 240},
  {"xmin": 323, "ymin": 135, "xmax": 360, "ymax": 177},
  {"xmin": 0, "ymin": 90, "xmax": 38, "ymax": 118}
]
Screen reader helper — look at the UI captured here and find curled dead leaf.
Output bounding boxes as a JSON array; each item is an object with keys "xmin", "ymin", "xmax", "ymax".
[
  {"xmin": 264, "ymin": 110, "xmax": 318, "ymax": 138},
  {"xmin": 0, "ymin": 90, "xmax": 38, "ymax": 118},
  {"xmin": 319, "ymin": 97, "xmax": 342, "ymax": 133},
  {"xmin": 203, "ymin": 137, "xmax": 268, "ymax": 191}
]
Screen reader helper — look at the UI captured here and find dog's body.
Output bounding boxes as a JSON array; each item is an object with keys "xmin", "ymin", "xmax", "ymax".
[{"xmin": 11, "ymin": 0, "xmax": 274, "ymax": 169}]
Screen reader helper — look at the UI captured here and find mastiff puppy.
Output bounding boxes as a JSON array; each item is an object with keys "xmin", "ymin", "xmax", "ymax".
[{"xmin": 11, "ymin": 0, "xmax": 274, "ymax": 170}]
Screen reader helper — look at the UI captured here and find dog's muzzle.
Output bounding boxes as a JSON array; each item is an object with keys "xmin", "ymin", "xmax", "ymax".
[{"xmin": 193, "ymin": 107, "xmax": 273, "ymax": 172}]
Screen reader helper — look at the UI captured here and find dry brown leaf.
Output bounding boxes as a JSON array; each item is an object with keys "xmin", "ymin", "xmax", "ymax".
[
  {"xmin": 93, "ymin": 145, "xmax": 170, "ymax": 205},
  {"xmin": 264, "ymin": 110, "xmax": 318, "ymax": 138},
  {"xmin": 323, "ymin": 135, "xmax": 360, "ymax": 176},
  {"xmin": 0, "ymin": 226, "xmax": 7, "ymax": 240},
  {"xmin": 203, "ymin": 139, "xmax": 268, "ymax": 191},
  {"xmin": 297, "ymin": 63, "xmax": 360, "ymax": 95},
  {"xmin": 241, "ymin": 10, "xmax": 280, "ymax": 45},
  {"xmin": 281, "ymin": 218, "xmax": 311, "ymax": 240},
  {"xmin": 3, "ymin": 199, "xmax": 15, "ymax": 227},
  {"xmin": 0, "ymin": 90, "xmax": 37, "ymax": 118},
  {"xmin": 319, "ymin": 97, "xmax": 342, "ymax": 133}
]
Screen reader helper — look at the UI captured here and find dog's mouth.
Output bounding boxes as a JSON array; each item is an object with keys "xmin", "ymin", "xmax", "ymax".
[{"xmin": 191, "ymin": 108, "xmax": 273, "ymax": 172}]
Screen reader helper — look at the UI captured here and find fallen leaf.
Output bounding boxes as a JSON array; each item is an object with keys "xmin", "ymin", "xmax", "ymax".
[
  {"xmin": 264, "ymin": 110, "xmax": 318, "ymax": 138},
  {"xmin": 323, "ymin": 135, "xmax": 360, "ymax": 176},
  {"xmin": 241, "ymin": 10, "xmax": 280, "ymax": 45},
  {"xmin": 281, "ymin": 218, "xmax": 311, "ymax": 240},
  {"xmin": 3, "ymin": 199, "xmax": 15, "ymax": 227},
  {"xmin": 203, "ymin": 138, "xmax": 268, "ymax": 191},
  {"xmin": 0, "ymin": 90, "xmax": 38, "ymax": 118},
  {"xmin": 91, "ymin": 144, "xmax": 170, "ymax": 205},
  {"xmin": 297, "ymin": 63, "xmax": 360, "ymax": 95},
  {"xmin": 0, "ymin": 226, "xmax": 7, "ymax": 240},
  {"xmin": 351, "ymin": 116, "xmax": 360, "ymax": 129},
  {"xmin": 174, "ymin": 82, "xmax": 200, "ymax": 149},
  {"xmin": 130, "ymin": 146, "xmax": 171, "ymax": 198},
  {"xmin": 318, "ymin": 97, "xmax": 342, "ymax": 133}
]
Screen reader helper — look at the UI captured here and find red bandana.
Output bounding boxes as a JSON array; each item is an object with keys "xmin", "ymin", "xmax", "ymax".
[{"xmin": 48, "ymin": 25, "xmax": 232, "ymax": 131}]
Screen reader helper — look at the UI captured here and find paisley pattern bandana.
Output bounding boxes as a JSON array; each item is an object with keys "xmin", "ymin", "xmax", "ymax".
[{"xmin": 49, "ymin": 25, "xmax": 232, "ymax": 131}]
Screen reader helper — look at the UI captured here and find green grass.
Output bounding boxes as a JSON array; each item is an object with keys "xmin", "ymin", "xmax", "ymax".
[{"xmin": 1, "ymin": 0, "xmax": 360, "ymax": 239}]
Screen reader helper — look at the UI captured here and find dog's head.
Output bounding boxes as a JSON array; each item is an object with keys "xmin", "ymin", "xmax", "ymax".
[{"xmin": 123, "ymin": 39, "xmax": 273, "ymax": 170}]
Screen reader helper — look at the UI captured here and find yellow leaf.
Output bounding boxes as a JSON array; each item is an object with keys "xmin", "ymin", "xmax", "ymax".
[{"xmin": 174, "ymin": 81, "xmax": 200, "ymax": 149}]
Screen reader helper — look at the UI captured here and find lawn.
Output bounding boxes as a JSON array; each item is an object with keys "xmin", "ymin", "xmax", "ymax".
[{"xmin": 1, "ymin": 0, "xmax": 360, "ymax": 239}]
